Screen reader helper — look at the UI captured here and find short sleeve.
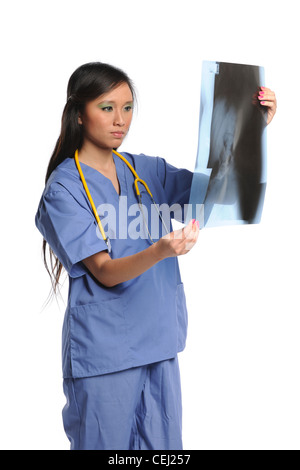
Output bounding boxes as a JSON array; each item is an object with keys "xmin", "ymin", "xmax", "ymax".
[{"xmin": 35, "ymin": 188, "xmax": 108, "ymax": 278}]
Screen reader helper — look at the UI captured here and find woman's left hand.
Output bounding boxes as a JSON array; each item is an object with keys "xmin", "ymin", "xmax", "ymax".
[{"xmin": 258, "ymin": 87, "xmax": 277, "ymax": 125}]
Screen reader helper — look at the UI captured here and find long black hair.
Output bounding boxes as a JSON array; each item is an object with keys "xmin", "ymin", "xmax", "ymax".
[{"xmin": 43, "ymin": 62, "xmax": 136, "ymax": 293}]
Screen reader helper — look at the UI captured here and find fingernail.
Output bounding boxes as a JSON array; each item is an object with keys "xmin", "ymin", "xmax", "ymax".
[
  {"xmin": 192, "ymin": 219, "xmax": 195, "ymax": 224},
  {"xmin": 196, "ymin": 220, "xmax": 200, "ymax": 228}
]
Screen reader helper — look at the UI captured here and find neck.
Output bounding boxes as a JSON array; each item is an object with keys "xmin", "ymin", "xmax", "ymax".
[{"xmin": 78, "ymin": 141, "xmax": 115, "ymax": 171}]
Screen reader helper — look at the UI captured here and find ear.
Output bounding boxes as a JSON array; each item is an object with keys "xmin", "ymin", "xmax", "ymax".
[{"xmin": 78, "ymin": 113, "xmax": 83, "ymax": 125}]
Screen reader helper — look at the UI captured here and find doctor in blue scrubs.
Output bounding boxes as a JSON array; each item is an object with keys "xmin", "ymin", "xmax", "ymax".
[{"xmin": 35, "ymin": 62, "xmax": 277, "ymax": 450}]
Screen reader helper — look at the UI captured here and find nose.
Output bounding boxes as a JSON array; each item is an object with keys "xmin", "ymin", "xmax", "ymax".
[{"xmin": 113, "ymin": 108, "xmax": 125, "ymax": 127}]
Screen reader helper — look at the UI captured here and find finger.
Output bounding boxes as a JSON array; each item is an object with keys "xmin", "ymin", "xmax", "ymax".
[
  {"xmin": 184, "ymin": 230, "xmax": 200, "ymax": 251},
  {"xmin": 260, "ymin": 86, "xmax": 275, "ymax": 95},
  {"xmin": 184, "ymin": 219, "xmax": 200, "ymax": 238},
  {"xmin": 166, "ymin": 220, "xmax": 195, "ymax": 240},
  {"xmin": 259, "ymin": 100, "xmax": 271, "ymax": 106},
  {"xmin": 184, "ymin": 223, "xmax": 200, "ymax": 249},
  {"xmin": 259, "ymin": 95, "xmax": 276, "ymax": 104},
  {"xmin": 173, "ymin": 224, "xmax": 200, "ymax": 255},
  {"xmin": 173, "ymin": 219, "xmax": 194, "ymax": 240},
  {"xmin": 259, "ymin": 91, "xmax": 277, "ymax": 105},
  {"xmin": 188, "ymin": 224, "xmax": 200, "ymax": 241},
  {"xmin": 258, "ymin": 90, "xmax": 275, "ymax": 102},
  {"xmin": 260, "ymin": 100, "xmax": 276, "ymax": 108},
  {"xmin": 258, "ymin": 92, "xmax": 277, "ymax": 108}
]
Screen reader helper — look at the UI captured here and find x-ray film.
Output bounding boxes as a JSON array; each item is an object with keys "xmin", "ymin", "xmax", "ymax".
[{"xmin": 187, "ymin": 61, "xmax": 267, "ymax": 228}]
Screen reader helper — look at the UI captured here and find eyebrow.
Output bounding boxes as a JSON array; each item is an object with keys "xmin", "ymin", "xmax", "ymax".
[{"xmin": 98, "ymin": 100, "xmax": 133, "ymax": 105}]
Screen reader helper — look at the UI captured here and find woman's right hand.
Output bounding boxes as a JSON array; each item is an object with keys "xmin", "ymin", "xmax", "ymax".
[
  {"xmin": 82, "ymin": 219, "xmax": 200, "ymax": 288},
  {"xmin": 154, "ymin": 219, "xmax": 200, "ymax": 260}
]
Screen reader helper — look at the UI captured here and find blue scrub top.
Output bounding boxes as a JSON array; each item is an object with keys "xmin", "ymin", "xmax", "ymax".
[{"xmin": 35, "ymin": 152, "xmax": 194, "ymax": 378}]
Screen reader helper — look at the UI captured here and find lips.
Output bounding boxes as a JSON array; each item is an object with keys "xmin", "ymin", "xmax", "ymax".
[{"xmin": 111, "ymin": 131, "xmax": 125, "ymax": 138}]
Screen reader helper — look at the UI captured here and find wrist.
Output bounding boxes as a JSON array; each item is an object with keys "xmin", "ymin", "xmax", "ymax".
[{"xmin": 151, "ymin": 239, "xmax": 166, "ymax": 263}]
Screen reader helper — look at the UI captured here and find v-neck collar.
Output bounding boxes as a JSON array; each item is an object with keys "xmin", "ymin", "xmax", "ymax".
[
  {"xmin": 113, "ymin": 152, "xmax": 127, "ymax": 197},
  {"xmin": 73, "ymin": 153, "xmax": 128, "ymax": 198}
]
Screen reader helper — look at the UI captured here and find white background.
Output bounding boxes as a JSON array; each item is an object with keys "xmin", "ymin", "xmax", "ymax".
[{"xmin": 0, "ymin": 0, "xmax": 299, "ymax": 450}]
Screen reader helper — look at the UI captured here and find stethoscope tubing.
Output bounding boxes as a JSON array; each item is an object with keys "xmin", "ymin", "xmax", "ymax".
[{"xmin": 74, "ymin": 149, "xmax": 169, "ymax": 248}]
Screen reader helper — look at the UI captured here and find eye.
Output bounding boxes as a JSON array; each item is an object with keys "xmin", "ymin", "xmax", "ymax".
[
  {"xmin": 100, "ymin": 106, "xmax": 113, "ymax": 112},
  {"xmin": 124, "ymin": 105, "xmax": 133, "ymax": 112}
]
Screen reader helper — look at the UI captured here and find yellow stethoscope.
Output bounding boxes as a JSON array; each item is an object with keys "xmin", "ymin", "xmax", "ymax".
[{"xmin": 74, "ymin": 149, "xmax": 168, "ymax": 250}]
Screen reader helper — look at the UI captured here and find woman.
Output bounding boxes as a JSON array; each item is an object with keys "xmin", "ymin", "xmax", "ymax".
[{"xmin": 35, "ymin": 62, "xmax": 277, "ymax": 450}]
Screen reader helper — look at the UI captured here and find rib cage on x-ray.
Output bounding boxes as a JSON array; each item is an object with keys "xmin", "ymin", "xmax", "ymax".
[{"xmin": 187, "ymin": 61, "xmax": 267, "ymax": 228}]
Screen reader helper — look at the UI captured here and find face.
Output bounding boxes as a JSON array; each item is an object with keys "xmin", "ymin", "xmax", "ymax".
[{"xmin": 78, "ymin": 82, "xmax": 133, "ymax": 150}]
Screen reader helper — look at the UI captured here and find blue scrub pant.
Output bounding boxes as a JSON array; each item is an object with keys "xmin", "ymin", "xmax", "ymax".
[{"xmin": 62, "ymin": 357, "xmax": 183, "ymax": 450}]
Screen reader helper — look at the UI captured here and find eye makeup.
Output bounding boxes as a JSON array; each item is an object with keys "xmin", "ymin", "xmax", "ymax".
[
  {"xmin": 97, "ymin": 102, "xmax": 113, "ymax": 110},
  {"xmin": 97, "ymin": 101, "xmax": 133, "ymax": 110},
  {"xmin": 124, "ymin": 102, "xmax": 133, "ymax": 110}
]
